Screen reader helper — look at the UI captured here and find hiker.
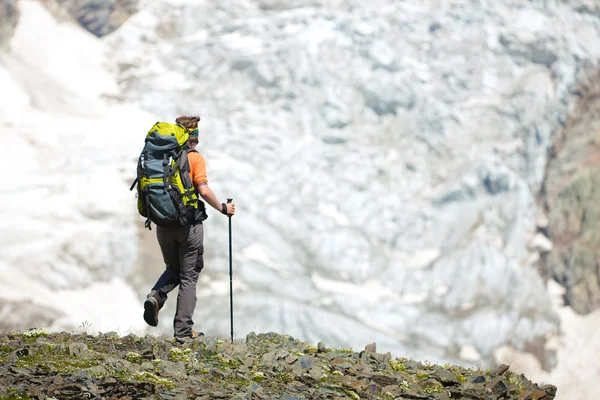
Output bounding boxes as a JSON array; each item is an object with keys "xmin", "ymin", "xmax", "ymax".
[{"xmin": 142, "ymin": 115, "xmax": 235, "ymax": 340}]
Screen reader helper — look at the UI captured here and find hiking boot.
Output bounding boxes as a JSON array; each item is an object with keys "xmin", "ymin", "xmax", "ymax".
[
  {"xmin": 175, "ymin": 331, "xmax": 204, "ymax": 344},
  {"xmin": 143, "ymin": 295, "xmax": 159, "ymax": 327}
]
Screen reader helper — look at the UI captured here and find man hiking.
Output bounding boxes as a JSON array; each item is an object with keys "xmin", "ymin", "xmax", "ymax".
[{"xmin": 141, "ymin": 115, "xmax": 235, "ymax": 341}]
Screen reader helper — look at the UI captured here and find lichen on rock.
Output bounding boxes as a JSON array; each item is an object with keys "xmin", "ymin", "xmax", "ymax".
[{"xmin": 0, "ymin": 330, "xmax": 558, "ymax": 400}]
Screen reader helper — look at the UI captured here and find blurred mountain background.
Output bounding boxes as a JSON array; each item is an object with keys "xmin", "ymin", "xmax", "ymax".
[{"xmin": 1, "ymin": 0, "xmax": 599, "ymax": 399}]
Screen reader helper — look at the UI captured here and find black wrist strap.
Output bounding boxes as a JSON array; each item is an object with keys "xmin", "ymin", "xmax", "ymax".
[{"xmin": 221, "ymin": 203, "xmax": 227, "ymax": 215}]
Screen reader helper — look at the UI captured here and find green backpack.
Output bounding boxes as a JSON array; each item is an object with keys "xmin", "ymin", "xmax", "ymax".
[{"xmin": 130, "ymin": 122, "xmax": 207, "ymax": 229}]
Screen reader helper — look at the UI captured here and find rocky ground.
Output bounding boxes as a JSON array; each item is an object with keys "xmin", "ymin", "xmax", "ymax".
[{"xmin": 0, "ymin": 329, "xmax": 556, "ymax": 400}]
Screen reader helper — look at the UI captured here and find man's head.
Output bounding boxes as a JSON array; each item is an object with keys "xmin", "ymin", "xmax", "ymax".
[{"xmin": 176, "ymin": 115, "xmax": 200, "ymax": 147}]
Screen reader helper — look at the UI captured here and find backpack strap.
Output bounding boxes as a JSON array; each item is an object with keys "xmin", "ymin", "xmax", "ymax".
[
  {"xmin": 177, "ymin": 149, "xmax": 195, "ymax": 190},
  {"xmin": 162, "ymin": 154, "xmax": 170, "ymax": 192},
  {"xmin": 144, "ymin": 191, "xmax": 152, "ymax": 230}
]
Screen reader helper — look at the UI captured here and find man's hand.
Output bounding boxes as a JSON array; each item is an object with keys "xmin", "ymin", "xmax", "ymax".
[{"xmin": 226, "ymin": 202, "xmax": 235, "ymax": 216}]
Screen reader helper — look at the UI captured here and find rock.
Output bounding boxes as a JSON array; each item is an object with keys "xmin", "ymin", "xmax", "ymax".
[
  {"xmin": 308, "ymin": 365, "xmax": 322, "ymax": 381},
  {"xmin": 541, "ymin": 384, "xmax": 558, "ymax": 398},
  {"xmin": 261, "ymin": 351, "xmax": 277, "ymax": 366},
  {"xmin": 281, "ymin": 395, "xmax": 302, "ymax": 400},
  {"xmin": 495, "ymin": 364, "xmax": 510, "ymax": 376},
  {"xmin": 71, "ymin": 370, "xmax": 92, "ymax": 383},
  {"xmin": 284, "ymin": 353, "xmax": 299, "ymax": 364},
  {"xmin": 67, "ymin": 342, "xmax": 89, "ymax": 358},
  {"xmin": 88, "ymin": 365, "xmax": 109, "ymax": 375},
  {"xmin": 246, "ymin": 332, "xmax": 258, "ymax": 346},
  {"xmin": 40, "ymin": 0, "xmax": 140, "ymax": 37},
  {"xmin": 341, "ymin": 376, "xmax": 365, "ymax": 391},
  {"xmin": 232, "ymin": 342, "xmax": 248, "ymax": 355},
  {"xmin": 469, "ymin": 375, "xmax": 486, "ymax": 384},
  {"xmin": 433, "ymin": 392, "xmax": 451, "ymax": 400},
  {"xmin": 433, "ymin": 368, "xmax": 459, "ymax": 386},
  {"xmin": 542, "ymin": 70, "xmax": 600, "ymax": 314},
  {"xmin": 371, "ymin": 374, "xmax": 397, "ymax": 386},
  {"xmin": 364, "ymin": 343, "xmax": 377, "ymax": 354},
  {"xmin": 487, "ymin": 376, "xmax": 508, "ymax": 396},
  {"xmin": 154, "ymin": 342, "xmax": 173, "ymax": 360},
  {"xmin": 382, "ymin": 352, "xmax": 392, "ymax": 363},
  {"xmin": 529, "ymin": 390, "xmax": 551, "ymax": 399},
  {"xmin": 155, "ymin": 360, "xmax": 187, "ymax": 378},
  {"xmin": 299, "ymin": 355, "xmax": 313, "ymax": 370},
  {"xmin": 317, "ymin": 342, "xmax": 326, "ymax": 353},
  {"xmin": 8, "ymin": 366, "xmax": 31, "ymax": 376}
]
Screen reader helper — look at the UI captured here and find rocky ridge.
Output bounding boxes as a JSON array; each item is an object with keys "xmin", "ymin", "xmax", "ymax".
[
  {"xmin": 540, "ymin": 70, "xmax": 600, "ymax": 314},
  {"xmin": 39, "ymin": 0, "xmax": 139, "ymax": 37},
  {"xmin": 0, "ymin": 329, "xmax": 557, "ymax": 400},
  {"xmin": 1, "ymin": 0, "xmax": 138, "ymax": 44}
]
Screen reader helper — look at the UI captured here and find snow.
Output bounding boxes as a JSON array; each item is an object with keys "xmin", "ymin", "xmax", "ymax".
[
  {"xmin": 0, "ymin": 0, "xmax": 155, "ymax": 336},
  {"xmin": 10, "ymin": 1, "xmax": 120, "ymax": 101},
  {"xmin": 495, "ymin": 281, "xmax": 600, "ymax": 400}
]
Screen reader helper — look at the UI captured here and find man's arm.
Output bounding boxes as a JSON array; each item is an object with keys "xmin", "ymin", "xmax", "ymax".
[{"xmin": 197, "ymin": 183, "xmax": 235, "ymax": 215}]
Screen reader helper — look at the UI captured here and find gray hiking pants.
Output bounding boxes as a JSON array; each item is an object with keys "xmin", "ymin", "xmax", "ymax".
[{"xmin": 152, "ymin": 223, "xmax": 204, "ymax": 338}]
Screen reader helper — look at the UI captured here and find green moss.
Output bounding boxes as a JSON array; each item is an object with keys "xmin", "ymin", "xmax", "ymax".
[
  {"xmin": 423, "ymin": 383, "xmax": 443, "ymax": 394},
  {"xmin": 21, "ymin": 329, "xmax": 49, "ymax": 344},
  {"xmin": 275, "ymin": 371, "xmax": 292, "ymax": 383},
  {"xmin": 415, "ymin": 372, "xmax": 430, "ymax": 380},
  {"xmin": 125, "ymin": 352, "xmax": 143, "ymax": 363},
  {"xmin": 0, "ymin": 387, "xmax": 33, "ymax": 400},
  {"xmin": 135, "ymin": 371, "xmax": 175, "ymax": 389},
  {"xmin": 14, "ymin": 354, "xmax": 103, "ymax": 374},
  {"xmin": 345, "ymin": 390, "xmax": 360, "ymax": 400},
  {"xmin": 251, "ymin": 371, "xmax": 265, "ymax": 382},
  {"xmin": 456, "ymin": 373, "xmax": 467, "ymax": 383},
  {"xmin": 506, "ymin": 371, "xmax": 524, "ymax": 394},
  {"xmin": 44, "ymin": 343, "xmax": 56, "ymax": 352},
  {"xmin": 336, "ymin": 347, "xmax": 354, "ymax": 354},
  {"xmin": 389, "ymin": 359, "xmax": 406, "ymax": 372},
  {"xmin": 304, "ymin": 346, "xmax": 318, "ymax": 354},
  {"xmin": 168, "ymin": 347, "xmax": 193, "ymax": 363}
]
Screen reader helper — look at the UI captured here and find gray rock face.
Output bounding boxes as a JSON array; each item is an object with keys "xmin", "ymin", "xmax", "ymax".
[
  {"xmin": 104, "ymin": 0, "xmax": 600, "ymax": 369},
  {"xmin": 540, "ymin": 70, "xmax": 600, "ymax": 315},
  {"xmin": 41, "ymin": 0, "xmax": 139, "ymax": 37},
  {"xmin": 0, "ymin": 0, "xmax": 19, "ymax": 49}
]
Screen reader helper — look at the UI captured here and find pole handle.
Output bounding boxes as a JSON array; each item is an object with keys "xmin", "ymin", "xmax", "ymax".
[{"xmin": 227, "ymin": 198, "xmax": 233, "ymax": 203}]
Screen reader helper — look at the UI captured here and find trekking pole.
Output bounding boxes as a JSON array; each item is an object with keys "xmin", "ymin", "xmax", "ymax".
[{"xmin": 227, "ymin": 198, "xmax": 234, "ymax": 343}]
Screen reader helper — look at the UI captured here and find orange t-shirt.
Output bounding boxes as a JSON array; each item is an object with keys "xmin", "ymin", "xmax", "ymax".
[{"xmin": 188, "ymin": 151, "xmax": 208, "ymax": 187}]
